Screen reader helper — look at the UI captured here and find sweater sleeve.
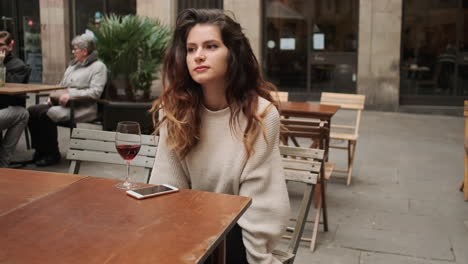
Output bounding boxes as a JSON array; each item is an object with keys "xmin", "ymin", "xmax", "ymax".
[
  {"xmin": 237, "ymin": 105, "xmax": 291, "ymax": 264},
  {"xmin": 149, "ymin": 118, "xmax": 190, "ymax": 189}
]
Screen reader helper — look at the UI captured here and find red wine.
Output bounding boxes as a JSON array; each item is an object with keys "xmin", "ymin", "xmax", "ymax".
[{"xmin": 116, "ymin": 144, "xmax": 141, "ymax": 161}]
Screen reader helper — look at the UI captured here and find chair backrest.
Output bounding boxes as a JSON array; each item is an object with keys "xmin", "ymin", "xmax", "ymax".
[
  {"xmin": 274, "ymin": 145, "xmax": 324, "ymax": 262},
  {"xmin": 271, "ymin": 91, "xmax": 289, "ymax": 102},
  {"xmin": 280, "ymin": 119, "xmax": 328, "ymax": 151},
  {"xmin": 67, "ymin": 128, "xmax": 158, "ymax": 183},
  {"xmin": 320, "ymin": 92, "xmax": 365, "ymax": 138}
]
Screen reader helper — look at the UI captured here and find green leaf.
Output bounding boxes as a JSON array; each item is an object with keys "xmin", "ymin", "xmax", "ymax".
[{"xmin": 90, "ymin": 14, "xmax": 171, "ymax": 100}]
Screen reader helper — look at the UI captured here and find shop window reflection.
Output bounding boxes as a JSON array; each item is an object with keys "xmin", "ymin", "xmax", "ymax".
[
  {"xmin": 400, "ymin": 0, "xmax": 468, "ymax": 97},
  {"xmin": 72, "ymin": 0, "xmax": 136, "ymax": 37},
  {"xmin": 264, "ymin": 0, "xmax": 358, "ymax": 97}
]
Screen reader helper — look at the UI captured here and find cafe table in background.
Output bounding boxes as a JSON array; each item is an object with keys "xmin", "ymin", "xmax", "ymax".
[{"xmin": 0, "ymin": 82, "xmax": 65, "ymax": 95}]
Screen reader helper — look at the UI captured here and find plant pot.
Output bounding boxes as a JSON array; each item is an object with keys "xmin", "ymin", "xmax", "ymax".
[{"xmin": 102, "ymin": 101, "xmax": 154, "ymax": 134}]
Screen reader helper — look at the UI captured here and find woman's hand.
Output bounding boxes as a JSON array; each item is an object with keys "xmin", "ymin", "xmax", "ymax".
[{"xmin": 59, "ymin": 93, "xmax": 70, "ymax": 106}]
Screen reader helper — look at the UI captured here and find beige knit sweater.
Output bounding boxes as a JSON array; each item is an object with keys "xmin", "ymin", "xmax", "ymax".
[{"xmin": 149, "ymin": 97, "xmax": 290, "ymax": 264}]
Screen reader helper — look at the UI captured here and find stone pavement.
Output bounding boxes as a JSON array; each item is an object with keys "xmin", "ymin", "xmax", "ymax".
[{"xmin": 10, "ymin": 110, "xmax": 468, "ymax": 264}]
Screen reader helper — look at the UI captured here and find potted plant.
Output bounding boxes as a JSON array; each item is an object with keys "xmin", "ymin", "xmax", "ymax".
[{"xmin": 90, "ymin": 14, "xmax": 171, "ymax": 133}]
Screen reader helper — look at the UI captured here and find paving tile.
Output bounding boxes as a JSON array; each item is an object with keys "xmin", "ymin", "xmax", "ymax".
[
  {"xmin": 443, "ymin": 220, "xmax": 468, "ymax": 264},
  {"xmin": 360, "ymin": 252, "xmax": 452, "ymax": 264},
  {"xmin": 335, "ymin": 226, "xmax": 454, "ymax": 261},
  {"xmin": 409, "ymin": 198, "xmax": 468, "ymax": 218},
  {"xmin": 371, "ymin": 211, "xmax": 446, "ymax": 236},
  {"xmin": 296, "ymin": 247, "xmax": 360, "ymax": 264}
]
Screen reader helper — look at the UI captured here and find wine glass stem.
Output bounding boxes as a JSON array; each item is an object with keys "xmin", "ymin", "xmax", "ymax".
[{"xmin": 125, "ymin": 160, "xmax": 130, "ymax": 183}]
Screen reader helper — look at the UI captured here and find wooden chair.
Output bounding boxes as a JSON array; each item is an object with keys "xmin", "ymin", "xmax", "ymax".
[
  {"xmin": 273, "ymin": 145, "xmax": 325, "ymax": 263},
  {"xmin": 280, "ymin": 119, "xmax": 332, "ymax": 249},
  {"xmin": 67, "ymin": 128, "xmax": 157, "ymax": 183},
  {"xmin": 320, "ymin": 92, "xmax": 365, "ymax": 185},
  {"xmin": 271, "ymin": 91, "xmax": 289, "ymax": 102},
  {"xmin": 280, "ymin": 118, "xmax": 335, "ymax": 179}
]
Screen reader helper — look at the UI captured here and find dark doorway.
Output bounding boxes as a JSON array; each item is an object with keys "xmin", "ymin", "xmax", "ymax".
[{"xmin": 400, "ymin": 0, "xmax": 468, "ymax": 106}]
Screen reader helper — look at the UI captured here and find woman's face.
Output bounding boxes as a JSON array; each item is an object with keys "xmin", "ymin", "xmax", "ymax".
[
  {"xmin": 186, "ymin": 24, "xmax": 229, "ymax": 88},
  {"xmin": 72, "ymin": 45, "xmax": 88, "ymax": 62}
]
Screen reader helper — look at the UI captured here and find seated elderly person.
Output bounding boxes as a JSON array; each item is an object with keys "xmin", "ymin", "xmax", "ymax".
[{"xmin": 28, "ymin": 34, "xmax": 107, "ymax": 166}]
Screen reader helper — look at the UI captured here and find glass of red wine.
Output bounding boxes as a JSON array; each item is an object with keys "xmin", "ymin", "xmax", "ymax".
[{"xmin": 115, "ymin": 121, "xmax": 141, "ymax": 189}]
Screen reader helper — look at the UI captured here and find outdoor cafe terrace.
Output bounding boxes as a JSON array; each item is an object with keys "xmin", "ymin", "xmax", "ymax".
[{"xmin": 4, "ymin": 99, "xmax": 468, "ymax": 263}]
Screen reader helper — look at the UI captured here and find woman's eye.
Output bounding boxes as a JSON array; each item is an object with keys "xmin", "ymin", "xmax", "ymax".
[
  {"xmin": 187, "ymin": 47, "xmax": 194, "ymax": 53},
  {"xmin": 207, "ymin": 44, "xmax": 218, "ymax": 49}
]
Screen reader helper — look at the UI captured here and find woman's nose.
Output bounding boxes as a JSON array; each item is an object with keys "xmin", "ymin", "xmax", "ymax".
[{"xmin": 195, "ymin": 50, "xmax": 206, "ymax": 62}]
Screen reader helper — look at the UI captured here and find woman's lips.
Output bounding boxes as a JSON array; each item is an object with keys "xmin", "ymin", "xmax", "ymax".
[{"xmin": 194, "ymin": 66, "xmax": 209, "ymax": 72}]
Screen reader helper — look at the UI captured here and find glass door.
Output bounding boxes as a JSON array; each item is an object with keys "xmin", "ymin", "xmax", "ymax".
[
  {"xmin": 70, "ymin": 0, "xmax": 136, "ymax": 38},
  {"xmin": 263, "ymin": 0, "xmax": 359, "ymax": 101},
  {"xmin": 458, "ymin": 0, "xmax": 468, "ymax": 97},
  {"xmin": 1, "ymin": 0, "xmax": 42, "ymax": 83},
  {"xmin": 400, "ymin": 0, "xmax": 468, "ymax": 105}
]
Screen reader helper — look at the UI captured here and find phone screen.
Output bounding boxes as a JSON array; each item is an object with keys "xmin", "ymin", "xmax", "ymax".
[{"xmin": 133, "ymin": 185, "xmax": 174, "ymax": 196}]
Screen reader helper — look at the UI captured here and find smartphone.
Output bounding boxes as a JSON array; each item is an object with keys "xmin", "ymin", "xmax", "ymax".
[{"xmin": 126, "ymin": 184, "xmax": 179, "ymax": 200}]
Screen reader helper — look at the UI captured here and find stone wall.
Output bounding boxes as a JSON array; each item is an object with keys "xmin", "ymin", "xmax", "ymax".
[
  {"xmin": 137, "ymin": 0, "xmax": 177, "ymax": 27},
  {"xmin": 358, "ymin": 0, "xmax": 402, "ymax": 111},
  {"xmin": 136, "ymin": 0, "xmax": 177, "ymax": 96},
  {"xmin": 39, "ymin": 0, "xmax": 70, "ymax": 84},
  {"xmin": 224, "ymin": 0, "xmax": 262, "ymax": 62}
]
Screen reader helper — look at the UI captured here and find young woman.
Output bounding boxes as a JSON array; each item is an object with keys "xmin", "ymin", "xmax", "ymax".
[{"xmin": 149, "ymin": 9, "xmax": 290, "ymax": 264}]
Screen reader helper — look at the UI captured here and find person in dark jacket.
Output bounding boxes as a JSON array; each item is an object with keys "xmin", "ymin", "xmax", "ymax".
[{"xmin": 0, "ymin": 31, "xmax": 30, "ymax": 167}]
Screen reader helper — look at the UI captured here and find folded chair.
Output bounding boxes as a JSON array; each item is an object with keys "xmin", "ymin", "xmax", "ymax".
[
  {"xmin": 273, "ymin": 145, "xmax": 325, "ymax": 263},
  {"xmin": 280, "ymin": 119, "xmax": 332, "ymax": 250},
  {"xmin": 67, "ymin": 128, "xmax": 157, "ymax": 183},
  {"xmin": 320, "ymin": 92, "xmax": 365, "ymax": 185}
]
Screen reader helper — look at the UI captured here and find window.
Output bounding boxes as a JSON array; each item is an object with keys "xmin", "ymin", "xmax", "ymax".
[
  {"xmin": 70, "ymin": 0, "xmax": 136, "ymax": 38},
  {"xmin": 1, "ymin": 0, "xmax": 42, "ymax": 83},
  {"xmin": 400, "ymin": 0, "xmax": 467, "ymax": 104},
  {"xmin": 263, "ymin": 0, "xmax": 358, "ymax": 99},
  {"xmin": 177, "ymin": 0, "xmax": 223, "ymax": 11}
]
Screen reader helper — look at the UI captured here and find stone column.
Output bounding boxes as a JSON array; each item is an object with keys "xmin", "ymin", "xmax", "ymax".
[
  {"xmin": 137, "ymin": 0, "xmax": 177, "ymax": 96},
  {"xmin": 224, "ymin": 0, "xmax": 262, "ymax": 63},
  {"xmin": 137, "ymin": 0, "xmax": 177, "ymax": 27},
  {"xmin": 357, "ymin": 0, "xmax": 402, "ymax": 111},
  {"xmin": 39, "ymin": 0, "xmax": 70, "ymax": 84}
]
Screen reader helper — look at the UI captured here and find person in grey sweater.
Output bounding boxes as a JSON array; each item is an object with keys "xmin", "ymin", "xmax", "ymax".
[
  {"xmin": 149, "ymin": 9, "xmax": 290, "ymax": 264},
  {"xmin": 0, "ymin": 31, "xmax": 30, "ymax": 168},
  {"xmin": 27, "ymin": 34, "xmax": 107, "ymax": 166}
]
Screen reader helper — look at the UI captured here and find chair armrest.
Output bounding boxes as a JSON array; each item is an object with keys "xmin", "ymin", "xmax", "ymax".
[
  {"xmin": 68, "ymin": 96, "xmax": 97, "ymax": 105},
  {"xmin": 66, "ymin": 97, "xmax": 98, "ymax": 125}
]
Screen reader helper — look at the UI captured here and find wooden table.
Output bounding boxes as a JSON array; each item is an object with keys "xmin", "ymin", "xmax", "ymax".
[
  {"xmin": 0, "ymin": 169, "xmax": 252, "ymax": 263},
  {"xmin": 279, "ymin": 101, "xmax": 340, "ymax": 120},
  {"xmin": 0, "ymin": 83, "xmax": 65, "ymax": 95},
  {"xmin": 279, "ymin": 101, "xmax": 340, "ymax": 151}
]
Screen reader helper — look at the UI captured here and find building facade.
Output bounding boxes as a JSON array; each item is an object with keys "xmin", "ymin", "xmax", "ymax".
[{"xmin": 1, "ymin": 0, "xmax": 467, "ymax": 111}]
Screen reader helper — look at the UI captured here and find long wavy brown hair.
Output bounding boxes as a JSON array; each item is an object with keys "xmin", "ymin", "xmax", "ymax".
[{"xmin": 150, "ymin": 8, "xmax": 278, "ymax": 159}]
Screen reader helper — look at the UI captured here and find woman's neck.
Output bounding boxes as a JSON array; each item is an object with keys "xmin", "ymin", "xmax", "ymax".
[{"xmin": 202, "ymin": 82, "xmax": 228, "ymax": 111}]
